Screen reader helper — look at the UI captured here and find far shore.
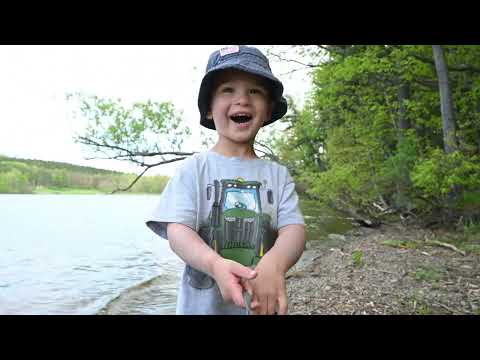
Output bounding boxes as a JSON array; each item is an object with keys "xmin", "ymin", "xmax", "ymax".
[{"xmin": 1, "ymin": 186, "xmax": 161, "ymax": 195}]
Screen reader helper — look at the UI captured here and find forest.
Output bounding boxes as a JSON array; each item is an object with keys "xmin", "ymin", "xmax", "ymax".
[
  {"xmin": 0, "ymin": 155, "xmax": 169, "ymax": 194},
  {"xmin": 269, "ymin": 45, "xmax": 480, "ymax": 228}
]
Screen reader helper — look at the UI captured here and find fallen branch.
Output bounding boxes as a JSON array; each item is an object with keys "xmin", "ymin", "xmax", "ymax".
[
  {"xmin": 434, "ymin": 302, "xmax": 472, "ymax": 315},
  {"xmin": 425, "ymin": 240, "xmax": 466, "ymax": 256}
]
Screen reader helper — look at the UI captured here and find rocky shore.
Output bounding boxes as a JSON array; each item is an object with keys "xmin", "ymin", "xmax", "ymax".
[{"xmin": 286, "ymin": 223, "xmax": 480, "ymax": 315}]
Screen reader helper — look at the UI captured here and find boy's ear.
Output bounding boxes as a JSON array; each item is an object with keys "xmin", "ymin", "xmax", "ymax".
[
  {"xmin": 264, "ymin": 101, "xmax": 274, "ymax": 124},
  {"xmin": 206, "ymin": 110, "xmax": 213, "ymax": 120}
]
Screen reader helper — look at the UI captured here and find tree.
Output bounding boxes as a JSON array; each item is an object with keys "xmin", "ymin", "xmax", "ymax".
[
  {"xmin": 432, "ymin": 45, "xmax": 458, "ymax": 154},
  {"xmin": 269, "ymin": 45, "xmax": 480, "ymax": 226},
  {"xmin": 68, "ymin": 93, "xmax": 193, "ymax": 193}
]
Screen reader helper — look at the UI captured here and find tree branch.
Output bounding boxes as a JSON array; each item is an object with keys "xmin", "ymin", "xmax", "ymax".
[
  {"xmin": 110, "ymin": 156, "xmax": 187, "ymax": 194},
  {"xmin": 410, "ymin": 52, "xmax": 480, "ymax": 74},
  {"xmin": 268, "ymin": 52, "xmax": 320, "ymax": 68},
  {"xmin": 77, "ymin": 136, "xmax": 195, "ymax": 161},
  {"xmin": 110, "ymin": 166, "xmax": 151, "ymax": 194}
]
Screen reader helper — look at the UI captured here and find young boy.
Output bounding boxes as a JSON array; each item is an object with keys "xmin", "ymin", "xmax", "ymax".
[{"xmin": 146, "ymin": 45, "xmax": 306, "ymax": 315}]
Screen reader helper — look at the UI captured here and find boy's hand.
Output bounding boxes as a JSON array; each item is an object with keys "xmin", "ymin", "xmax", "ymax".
[
  {"xmin": 243, "ymin": 256, "xmax": 288, "ymax": 315},
  {"xmin": 211, "ymin": 258, "xmax": 257, "ymax": 308}
]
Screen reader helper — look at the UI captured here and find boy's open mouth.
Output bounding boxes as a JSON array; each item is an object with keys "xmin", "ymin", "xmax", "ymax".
[{"xmin": 230, "ymin": 113, "xmax": 252, "ymax": 124}]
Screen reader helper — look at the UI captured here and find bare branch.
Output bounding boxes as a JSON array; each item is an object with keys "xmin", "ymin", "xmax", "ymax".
[
  {"xmin": 77, "ymin": 136, "xmax": 195, "ymax": 161},
  {"xmin": 279, "ymin": 67, "xmax": 313, "ymax": 76},
  {"xmin": 268, "ymin": 52, "xmax": 320, "ymax": 68},
  {"xmin": 110, "ymin": 166, "xmax": 151, "ymax": 194},
  {"xmin": 76, "ymin": 136, "xmax": 133, "ymax": 156},
  {"xmin": 254, "ymin": 140, "xmax": 280, "ymax": 162},
  {"xmin": 110, "ymin": 156, "xmax": 188, "ymax": 194}
]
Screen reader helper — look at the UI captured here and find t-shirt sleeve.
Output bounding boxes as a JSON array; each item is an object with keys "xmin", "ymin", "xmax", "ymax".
[
  {"xmin": 277, "ymin": 167, "xmax": 305, "ymax": 230},
  {"xmin": 145, "ymin": 159, "xmax": 198, "ymax": 240}
]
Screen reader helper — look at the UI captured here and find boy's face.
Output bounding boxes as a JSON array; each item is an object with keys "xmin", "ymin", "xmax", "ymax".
[{"xmin": 207, "ymin": 69, "xmax": 273, "ymax": 146}]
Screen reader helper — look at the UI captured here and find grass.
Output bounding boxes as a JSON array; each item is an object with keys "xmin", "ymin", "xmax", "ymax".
[
  {"xmin": 438, "ymin": 224, "xmax": 480, "ymax": 255},
  {"xmin": 409, "ymin": 290, "xmax": 434, "ymax": 315},
  {"xmin": 32, "ymin": 186, "xmax": 154, "ymax": 195},
  {"xmin": 382, "ymin": 239, "xmax": 420, "ymax": 250},
  {"xmin": 463, "ymin": 244, "xmax": 480, "ymax": 255},
  {"xmin": 416, "ymin": 304, "xmax": 433, "ymax": 315},
  {"xmin": 413, "ymin": 265, "xmax": 444, "ymax": 282},
  {"xmin": 33, "ymin": 186, "xmax": 105, "ymax": 195},
  {"xmin": 351, "ymin": 250, "xmax": 364, "ymax": 268}
]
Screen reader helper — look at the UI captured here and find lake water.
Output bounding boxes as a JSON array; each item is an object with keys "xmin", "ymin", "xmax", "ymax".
[
  {"xmin": 0, "ymin": 194, "xmax": 183, "ymax": 315},
  {"xmin": 0, "ymin": 195, "xmax": 351, "ymax": 315}
]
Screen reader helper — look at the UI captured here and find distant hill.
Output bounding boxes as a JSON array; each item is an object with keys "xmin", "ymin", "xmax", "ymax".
[
  {"xmin": 0, "ymin": 155, "xmax": 124, "ymax": 175},
  {"xmin": 0, "ymin": 155, "xmax": 169, "ymax": 194}
]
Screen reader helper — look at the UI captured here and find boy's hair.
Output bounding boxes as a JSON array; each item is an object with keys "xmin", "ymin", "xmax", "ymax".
[{"xmin": 198, "ymin": 46, "xmax": 288, "ymax": 130}]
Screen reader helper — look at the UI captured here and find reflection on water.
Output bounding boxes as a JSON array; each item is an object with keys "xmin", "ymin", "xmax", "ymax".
[{"xmin": 300, "ymin": 199, "xmax": 352, "ymax": 240}]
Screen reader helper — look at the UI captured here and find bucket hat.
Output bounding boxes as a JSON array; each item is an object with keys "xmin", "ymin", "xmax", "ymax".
[{"xmin": 198, "ymin": 45, "xmax": 288, "ymax": 130}]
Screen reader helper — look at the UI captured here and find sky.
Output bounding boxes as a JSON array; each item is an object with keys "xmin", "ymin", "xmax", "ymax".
[{"xmin": 0, "ymin": 45, "xmax": 313, "ymax": 176}]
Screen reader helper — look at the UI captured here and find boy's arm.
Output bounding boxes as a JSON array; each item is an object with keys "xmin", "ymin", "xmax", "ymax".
[
  {"xmin": 246, "ymin": 223, "xmax": 306, "ymax": 315},
  {"xmin": 167, "ymin": 223, "xmax": 257, "ymax": 308}
]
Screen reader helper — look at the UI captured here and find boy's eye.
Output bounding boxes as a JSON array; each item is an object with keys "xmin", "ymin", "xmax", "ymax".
[
  {"xmin": 250, "ymin": 88, "xmax": 265, "ymax": 95},
  {"xmin": 220, "ymin": 86, "xmax": 234, "ymax": 93}
]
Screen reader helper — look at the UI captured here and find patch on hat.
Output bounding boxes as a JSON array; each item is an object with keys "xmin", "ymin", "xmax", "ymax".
[{"xmin": 220, "ymin": 46, "xmax": 240, "ymax": 57}]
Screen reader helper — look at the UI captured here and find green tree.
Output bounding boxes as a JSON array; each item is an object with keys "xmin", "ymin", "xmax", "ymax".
[
  {"xmin": 68, "ymin": 93, "xmax": 193, "ymax": 193},
  {"xmin": 271, "ymin": 45, "xmax": 480, "ymax": 225}
]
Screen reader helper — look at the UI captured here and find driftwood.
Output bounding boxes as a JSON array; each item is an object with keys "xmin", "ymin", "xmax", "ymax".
[
  {"xmin": 332, "ymin": 200, "xmax": 382, "ymax": 228},
  {"xmin": 425, "ymin": 240, "xmax": 466, "ymax": 256}
]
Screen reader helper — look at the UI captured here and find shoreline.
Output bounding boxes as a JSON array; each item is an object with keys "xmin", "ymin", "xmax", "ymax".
[
  {"xmin": 0, "ymin": 189, "xmax": 161, "ymax": 195},
  {"xmin": 287, "ymin": 223, "xmax": 480, "ymax": 315}
]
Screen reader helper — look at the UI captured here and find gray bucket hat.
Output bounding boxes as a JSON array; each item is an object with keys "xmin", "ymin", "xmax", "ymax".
[{"xmin": 198, "ymin": 45, "xmax": 288, "ymax": 130}]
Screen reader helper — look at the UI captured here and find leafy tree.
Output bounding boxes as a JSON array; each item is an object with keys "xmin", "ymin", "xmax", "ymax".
[
  {"xmin": 270, "ymin": 45, "xmax": 480, "ymax": 226},
  {"xmin": 68, "ymin": 93, "xmax": 192, "ymax": 193}
]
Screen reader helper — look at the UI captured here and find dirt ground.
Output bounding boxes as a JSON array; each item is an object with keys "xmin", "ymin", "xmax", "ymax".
[{"xmin": 286, "ymin": 223, "xmax": 480, "ymax": 315}]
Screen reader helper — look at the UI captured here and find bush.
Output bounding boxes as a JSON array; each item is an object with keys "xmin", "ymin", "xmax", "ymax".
[{"xmin": 411, "ymin": 150, "xmax": 480, "ymax": 218}]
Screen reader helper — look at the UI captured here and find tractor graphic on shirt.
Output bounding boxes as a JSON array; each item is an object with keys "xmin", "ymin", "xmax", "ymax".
[{"xmin": 198, "ymin": 178, "xmax": 277, "ymax": 267}]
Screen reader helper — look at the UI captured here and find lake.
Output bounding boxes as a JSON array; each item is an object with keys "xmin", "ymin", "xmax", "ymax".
[
  {"xmin": 0, "ymin": 195, "xmax": 351, "ymax": 315},
  {"xmin": 0, "ymin": 194, "xmax": 183, "ymax": 315}
]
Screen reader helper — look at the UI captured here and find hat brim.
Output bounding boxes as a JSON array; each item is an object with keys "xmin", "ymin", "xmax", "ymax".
[{"xmin": 198, "ymin": 66, "xmax": 288, "ymax": 130}]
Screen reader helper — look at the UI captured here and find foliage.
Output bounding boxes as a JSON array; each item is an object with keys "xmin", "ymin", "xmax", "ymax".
[
  {"xmin": 351, "ymin": 250, "xmax": 364, "ymax": 268},
  {"xmin": 0, "ymin": 156, "xmax": 169, "ymax": 194},
  {"xmin": 413, "ymin": 266, "xmax": 444, "ymax": 282},
  {"xmin": 270, "ymin": 45, "xmax": 480, "ymax": 224},
  {"xmin": 67, "ymin": 94, "xmax": 193, "ymax": 181}
]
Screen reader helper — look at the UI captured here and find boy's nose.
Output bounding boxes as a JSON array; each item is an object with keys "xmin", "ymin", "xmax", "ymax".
[{"xmin": 234, "ymin": 91, "xmax": 251, "ymax": 106}]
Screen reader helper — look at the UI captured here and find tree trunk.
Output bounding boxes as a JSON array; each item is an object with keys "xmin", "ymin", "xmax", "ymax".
[
  {"xmin": 432, "ymin": 45, "xmax": 458, "ymax": 154},
  {"xmin": 398, "ymin": 82, "xmax": 411, "ymax": 135}
]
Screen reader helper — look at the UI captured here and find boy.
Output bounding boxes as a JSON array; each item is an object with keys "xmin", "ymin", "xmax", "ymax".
[{"xmin": 146, "ymin": 45, "xmax": 306, "ymax": 315}]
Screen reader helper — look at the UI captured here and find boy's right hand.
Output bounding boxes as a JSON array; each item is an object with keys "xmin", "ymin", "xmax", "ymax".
[{"xmin": 211, "ymin": 258, "xmax": 257, "ymax": 308}]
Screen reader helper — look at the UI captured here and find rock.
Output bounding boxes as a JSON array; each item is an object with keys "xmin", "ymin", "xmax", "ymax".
[{"xmin": 328, "ymin": 234, "xmax": 347, "ymax": 242}]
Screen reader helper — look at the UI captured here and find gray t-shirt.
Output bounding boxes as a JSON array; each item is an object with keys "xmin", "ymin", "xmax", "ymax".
[{"xmin": 146, "ymin": 150, "xmax": 304, "ymax": 315}]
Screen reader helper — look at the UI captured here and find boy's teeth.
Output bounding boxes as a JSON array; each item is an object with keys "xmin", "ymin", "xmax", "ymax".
[{"xmin": 230, "ymin": 114, "xmax": 252, "ymax": 123}]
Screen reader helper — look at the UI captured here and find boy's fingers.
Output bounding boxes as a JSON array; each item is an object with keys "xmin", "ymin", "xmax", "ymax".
[
  {"xmin": 232, "ymin": 286, "xmax": 246, "ymax": 308},
  {"xmin": 241, "ymin": 279, "xmax": 253, "ymax": 295},
  {"xmin": 277, "ymin": 295, "xmax": 288, "ymax": 315},
  {"xmin": 230, "ymin": 263, "xmax": 257, "ymax": 280},
  {"xmin": 267, "ymin": 297, "xmax": 276, "ymax": 315}
]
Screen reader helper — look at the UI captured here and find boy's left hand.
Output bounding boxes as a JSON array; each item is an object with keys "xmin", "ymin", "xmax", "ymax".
[{"xmin": 243, "ymin": 256, "xmax": 288, "ymax": 315}]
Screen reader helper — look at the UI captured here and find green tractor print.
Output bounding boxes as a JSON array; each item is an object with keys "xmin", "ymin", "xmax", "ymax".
[{"xmin": 199, "ymin": 178, "xmax": 277, "ymax": 267}]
